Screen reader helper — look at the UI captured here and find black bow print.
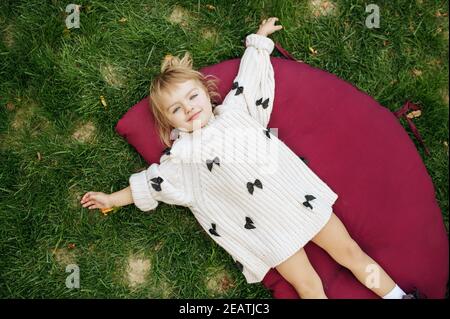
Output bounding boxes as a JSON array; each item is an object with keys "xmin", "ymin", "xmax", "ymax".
[
  {"xmin": 247, "ymin": 179, "xmax": 263, "ymax": 195},
  {"xmin": 150, "ymin": 176, "xmax": 164, "ymax": 192},
  {"xmin": 209, "ymin": 223, "xmax": 220, "ymax": 237},
  {"xmin": 256, "ymin": 97, "xmax": 270, "ymax": 109},
  {"xmin": 232, "ymin": 81, "xmax": 243, "ymax": 96},
  {"xmin": 263, "ymin": 128, "xmax": 271, "ymax": 139},
  {"xmin": 244, "ymin": 217, "xmax": 256, "ymax": 229},
  {"xmin": 162, "ymin": 147, "xmax": 171, "ymax": 156},
  {"xmin": 235, "ymin": 260, "xmax": 244, "ymax": 272},
  {"xmin": 302, "ymin": 194, "xmax": 316, "ymax": 210},
  {"xmin": 206, "ymin": 156, "xmax": 220, "ymax": 172}
]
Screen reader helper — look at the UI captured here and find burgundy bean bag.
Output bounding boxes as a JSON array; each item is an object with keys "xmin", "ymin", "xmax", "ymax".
[{"xmin": 116, "ymin": 47, "xmax": 448, "ymax": 299}]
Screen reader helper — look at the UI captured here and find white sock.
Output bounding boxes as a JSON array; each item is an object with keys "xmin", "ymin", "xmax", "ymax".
[{"xmin": 382, "ymin": 284, "xmax": 406, "ymax": 299}]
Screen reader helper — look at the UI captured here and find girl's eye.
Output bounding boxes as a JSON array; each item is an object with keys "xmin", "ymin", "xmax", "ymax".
[{"xmin": 172, "ymin": 94, "xmax": 197, "ymax": 113}]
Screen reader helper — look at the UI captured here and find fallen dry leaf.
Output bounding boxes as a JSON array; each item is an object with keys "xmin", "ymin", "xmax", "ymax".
[
  {"xmin": 68, "ymin": 243, "xmax": 76, "ymax": 249},
  {"xmin": 406, "ymin": 110, "xmax": 422, "ymax": 119},
  {"xmin": 37, "ymin": 152, "xmax": 42, "ymax": 161},
  {"xmin": 100, "ymin": 95, "xmax": 107, "ymax": 109},
  {"xmin": 309, "ymin": 46, "xmax": 318, "ymax": 55},
  {"xmin": 118, "ymin": 17, "xmax": 127, "ymax": 23},
  {"xmin": 206, "ymin": 4, "xmax": 216, "ymax": 10},
  {"xmin": 153, "ymin": 241, "xmax": 163, "ymax": 252},
  {"xmin": 101, "ymin": 207, "xmax": 114, "ymax": 215}
]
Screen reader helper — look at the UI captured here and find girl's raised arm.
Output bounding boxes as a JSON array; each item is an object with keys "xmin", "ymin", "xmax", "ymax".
[{"xmin": 218, "ymin": 17, "xmax": 282, "ymax": 128}]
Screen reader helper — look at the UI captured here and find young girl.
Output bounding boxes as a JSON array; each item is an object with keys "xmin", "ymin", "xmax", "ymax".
[{"xmin": 81, "ymin": 18, "xmax": 417, "ymax": 299}]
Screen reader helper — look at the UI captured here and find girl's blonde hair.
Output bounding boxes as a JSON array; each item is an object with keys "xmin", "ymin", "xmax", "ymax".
[{"xmin": 149, "ymin": 51, "xmax": 221, "ymax": 147}]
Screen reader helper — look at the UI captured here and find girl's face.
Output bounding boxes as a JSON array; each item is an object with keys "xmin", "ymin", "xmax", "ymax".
[{"xmin": 161, "ymin": 79, "xmax": 213, "ymax": 132}]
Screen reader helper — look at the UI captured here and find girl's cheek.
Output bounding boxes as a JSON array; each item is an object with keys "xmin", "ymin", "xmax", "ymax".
[
  {"xmin": 175, "ymin": 114, "xmax": 185, "ymax": 125},
  {"xmin": 199, "ymin": 96, "xmax": 211, "ymax": 108}
]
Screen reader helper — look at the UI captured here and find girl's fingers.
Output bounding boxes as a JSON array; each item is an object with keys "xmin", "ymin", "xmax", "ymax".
[
  {"xmin": 82, "ymin": 192, "xmax": 92, "ymax": 201},
  {"xmin": 83, "ymin": 200, "xmax": 95, "ymax": 207}
]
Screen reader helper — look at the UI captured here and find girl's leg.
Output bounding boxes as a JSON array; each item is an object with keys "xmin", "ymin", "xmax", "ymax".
[
  {"xmin": 311, "ymin": 212, "xmax": 396, "ymax": 297},
  {"xmin": 276, "ymin": 248, "xmax": 327, "ymax": 299}
]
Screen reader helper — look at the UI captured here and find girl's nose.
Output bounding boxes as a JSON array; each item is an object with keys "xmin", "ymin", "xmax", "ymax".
[{"xmin": 185, "ymin": 105, "xmax": 194, "ymax": 113}]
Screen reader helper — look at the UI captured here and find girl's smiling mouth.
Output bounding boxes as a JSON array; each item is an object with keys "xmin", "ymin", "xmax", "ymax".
[{"xmin": 188, "ymin": 111, "xmax": 202, "ymax": 121}]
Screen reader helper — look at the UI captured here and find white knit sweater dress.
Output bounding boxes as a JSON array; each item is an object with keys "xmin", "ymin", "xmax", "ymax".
[{"xmin": 129, "ymin": 33, "xmax": 339, "ymax": 284}]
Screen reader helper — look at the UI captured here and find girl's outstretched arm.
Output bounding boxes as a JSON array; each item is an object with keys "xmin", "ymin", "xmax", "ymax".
[
  {"xmin": 256, "ymin": 17, "xmax": 283, "ymax": 37},
  {"xmin": 80, "ymin": 186, "xmax": 133, "ymax": 210},
  {"xmin": 110, "ymin": 186, "xmax": 134, "ymax": 207},
  {"xmin": 128, "ymin": 155, "xmax": 192, "ymax": 212},
  {"xmin": 218, "ymin": 17, "xmax": 282, "ymax": 127},
  {"xmin": 81, "ymin": 156, "xmax": 191, "ymax": 213}
]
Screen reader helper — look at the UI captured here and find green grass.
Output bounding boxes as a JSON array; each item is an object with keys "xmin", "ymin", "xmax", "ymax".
[{"xmin": 0, "ymin": 0, "xmax": 448, "ymax": 298}]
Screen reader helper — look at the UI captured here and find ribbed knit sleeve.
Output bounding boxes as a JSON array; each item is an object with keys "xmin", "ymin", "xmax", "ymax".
[
  {"xmin": 129, "ymin": 156, "xmax": 191, "ymax": 212},
  {"xmin": 219, "ymin": 33, "xmax": 275, "ymax": 128}
]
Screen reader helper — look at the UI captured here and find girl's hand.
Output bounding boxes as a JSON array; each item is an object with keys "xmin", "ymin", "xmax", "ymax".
[
  {"xmin": 80, "ymin": 191, "xmax": 113, "ymax": 210},
  {"xmin": 256, "ymin": 17, "xmax": 283, "ymax": 37}
]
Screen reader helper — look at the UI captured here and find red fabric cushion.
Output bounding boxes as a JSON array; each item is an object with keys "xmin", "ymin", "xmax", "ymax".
[{"xmin": 115, "ymin": 57, "xmax": 448, "ymax": 299}]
